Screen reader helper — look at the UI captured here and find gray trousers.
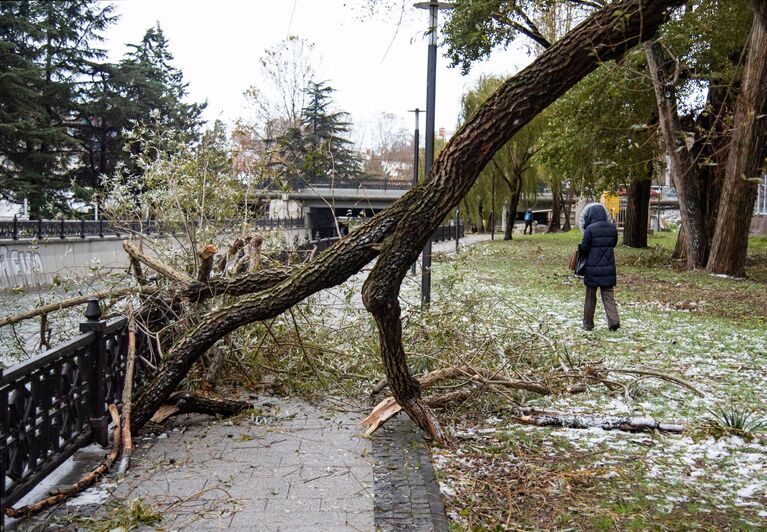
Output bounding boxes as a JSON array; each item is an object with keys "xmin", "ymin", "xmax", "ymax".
[{"xmin": 583, "ymin": 286, "xmax": 620, "ymax": 329}]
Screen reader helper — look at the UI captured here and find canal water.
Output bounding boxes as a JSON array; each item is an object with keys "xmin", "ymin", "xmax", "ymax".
[{"xmin": 0, "ymin": 278, "xmax": 115, "ymax": 368}]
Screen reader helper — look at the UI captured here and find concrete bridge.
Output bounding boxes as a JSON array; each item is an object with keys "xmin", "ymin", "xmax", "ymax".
[{"xmin": 263, "ymin": 182, "xmax": 571, "ymax": 238}]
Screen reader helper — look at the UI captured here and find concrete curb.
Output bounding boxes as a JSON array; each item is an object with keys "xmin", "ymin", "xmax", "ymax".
[{"xmin": 373, "ymin": 415, "xmax": 449, "ymax": 531}]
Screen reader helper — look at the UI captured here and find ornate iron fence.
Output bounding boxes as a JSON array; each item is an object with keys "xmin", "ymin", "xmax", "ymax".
[
  {"xmin": 0, "ymin": 299, "xmax": 156, "ymax": 520},
  {"xmin": 0, "ymin": 217, "xmax": 306, "ymax": 241}
]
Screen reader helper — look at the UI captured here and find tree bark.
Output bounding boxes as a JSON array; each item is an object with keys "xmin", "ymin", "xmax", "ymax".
[
  {"xmin": 623, "ymin": 175, "xmax": 651, "ymax": 248},
  {"xmin": 644, "ymin": 41, "xmax": 708, "ymax": 268},
  {"xmin": 130, "ymin": 0, "xmax": 686, "ymax": 439},
  {"xmin": 547, "ymin": 180, "xmax": 561, "ymax": 233},
  {"xmin": 492, "ymin": 160, "xmax": 523, "ymax": 241},
  {"xmin": 707, "ymin": 7, "xmax": 767, "ymax": 276},
  {"xmin": 561, "ymin": 190, "xmax": 572, "ymax": 231}
]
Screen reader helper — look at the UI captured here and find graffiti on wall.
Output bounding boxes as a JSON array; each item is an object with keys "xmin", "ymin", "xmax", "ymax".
[{"xmin": 0, "ymin": 245, "xmax": 45, "ymax": 290}]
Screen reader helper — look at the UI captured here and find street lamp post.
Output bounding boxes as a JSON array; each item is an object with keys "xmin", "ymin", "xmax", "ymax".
[
  {"xmin": 408, "ymin": 108, "xmax": 422, "ymax": 275},
  {"xmin": 414, "ymin": 1, "xmax": 453, "ymax": 307},
  {"xmin": 491, "ymin": 172, "xmax": 496, "ymax": 240}
]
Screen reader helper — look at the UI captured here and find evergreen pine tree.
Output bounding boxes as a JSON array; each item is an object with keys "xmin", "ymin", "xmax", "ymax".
[
  {"xmin": 0, "ymin": 0, "xmax": 115, "ymax": 216},
  {"xmin": 301, "ymin": 81, "xmax": 363, "ymax": 183},
  {"xmin": 121, "ymin": 24, "xmax": 205, "ymax": 140},
  {"xmin": 0, "ymin": 1, "xmax": 48, "ymax": 210},
  {"xmin": 275, "ymin": 81, "xmax": 364, "ymax": 187},
  {"xmin": 76, "ymin": 24, "xmax": 206, "ymax": 185}
]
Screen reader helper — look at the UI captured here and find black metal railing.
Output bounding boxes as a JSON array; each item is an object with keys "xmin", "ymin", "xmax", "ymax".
[
  {"xmin": 431, "ymin": 222, "xmax": 465, "ymax": 243},
  {"xmin": 0, "ymin": 299, "xmax": 156, "ymax": 519},
  {"xmin": 0, "ymin": 217, "xmax": 306, "ymax": 241},
  {"xmin": 252, "ymin": 217, "xmax": 305, "ymax": 229},
  {"xmin": 306, "ymin": 221, "xmax": 465, "ymax": 259}
]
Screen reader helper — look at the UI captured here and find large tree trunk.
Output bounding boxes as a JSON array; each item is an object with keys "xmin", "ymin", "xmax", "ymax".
[
  {"xmin": 623, "ymin": 173, "xmax": 652, "ymax": 248},
  {"xmin": 644, "ymin": 41, "xmax": 707, "ymax": 268},
  {"xmin": 707, "ymin": 6, "xmax": 767, "ymax": 276},
  {"xmin": 131, "ymin": 0, "xmax": 686, "ymax": 441}
]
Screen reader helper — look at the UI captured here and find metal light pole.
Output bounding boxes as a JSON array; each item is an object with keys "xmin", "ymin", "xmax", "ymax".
[
  {"xmin": 455, "ymin": 206, "xmax": 460, "ymax": 253},
  {"xmin": 414, "ymin": 1, "xmax": 453, "ymax": 307},
  {"xmin": 408, "ymin": 108, "xmax": 422, "ymax": 275},
  {"xmin": 491, "ymin": 172, "xmax": 496, "ymax": 240}
]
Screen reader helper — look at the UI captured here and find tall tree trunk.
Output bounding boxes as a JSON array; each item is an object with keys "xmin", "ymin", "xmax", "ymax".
[
  {"xmin": 493, "ymin": 160, "xmax": 523, "ymax": 241},
  {"xmin": 623, "ymin": 172, "xmax": 652, "ymax": 248},
  {"xmin": 645, "ymin": 41, "xmax": 707, "ymax": 268},
  {"xmin": 506, "ymin": 172, "xmax": 523, "ymax": 240},
  {"xmin": 130, "ymin": 0, "xmax": 686, "ymax": 443},
  {"xmin": 707, "ymin": 6, "xmax": 767, "ymax": 276},
  {"xmin": 547, "ymin": 181, "xmax": 561, "ymax": 233},
  {"xmin": 672, "ymin": 226, "xmax": 688, "ymax": 263},
  {"xmin": 561, "ymin": 190, "xmax": 572, "ymax": 232}
]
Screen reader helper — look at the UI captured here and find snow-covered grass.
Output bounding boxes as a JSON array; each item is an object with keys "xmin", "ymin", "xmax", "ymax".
[{"xmin": 425, "ymin": 232, "xmax": 767, "ymax": 530}]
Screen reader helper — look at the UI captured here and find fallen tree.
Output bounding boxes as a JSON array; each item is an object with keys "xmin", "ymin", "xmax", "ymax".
[
  {"xmin": 124, "ymin": 0, "xmax": 686, "ymax": 445},
  {"xmin": 0, "ymin": 0, "xmax": 688, "ymax": 452}
]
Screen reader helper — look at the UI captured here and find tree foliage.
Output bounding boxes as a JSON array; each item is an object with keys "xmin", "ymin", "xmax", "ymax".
[
  {"xmin": 460, "ymin": 75, "xmax": 540, "ymax": 236},
  {"xmin": 273, "ymin": 81, "xmax": 365, "ymax": 186},
  {"xmin": 0, "ymin": 2, "xmax": 204, "ymax": 217},
  {"xmin": 0, "ymin": 0, "xmax": 115, "ymax": 215}
]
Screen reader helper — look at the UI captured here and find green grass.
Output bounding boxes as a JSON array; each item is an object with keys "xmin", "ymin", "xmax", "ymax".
[{"xmin": 425, "ymin": 231, "xmax": 767, "ymax": 530}]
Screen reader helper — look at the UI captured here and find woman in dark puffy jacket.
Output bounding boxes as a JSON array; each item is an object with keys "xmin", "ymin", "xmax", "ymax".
[{"xmin": 578, "ymin": 203, "xmax": 620, "ymax": 331}]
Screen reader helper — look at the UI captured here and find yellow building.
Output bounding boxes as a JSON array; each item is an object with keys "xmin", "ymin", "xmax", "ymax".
[{"xmin": 600, "ymin": 191, "xmax": 621, "ymax": 221}]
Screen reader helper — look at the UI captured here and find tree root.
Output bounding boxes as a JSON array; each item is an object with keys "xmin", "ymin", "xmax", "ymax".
[
  {"xmin": 150, "ymin": 393, "xmax": 251, "ymax": 424},
  {"xmin": 4, "ymin": 405, "xmax": 122, "ymax": 519}
]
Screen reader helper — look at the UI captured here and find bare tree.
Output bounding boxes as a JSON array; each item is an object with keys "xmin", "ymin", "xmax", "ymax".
[{"xmin": 243, "ymin": 35, "xmax": 317, "ymax": 136}]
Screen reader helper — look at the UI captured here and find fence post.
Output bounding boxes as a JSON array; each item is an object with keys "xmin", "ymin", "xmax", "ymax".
[
  {"xmin": 99, "ymin": 219, "xmax": 104, "ymax": 238},
  {"xmin": 0, "ymin": 366, "xmax": 5, "ymax": 526},
  {"xmin": 37, "ymin": 219, "xmax": 42, "ymax": 239},
  {"xmin": 80, "ymin": 219, "xmax": 85, "ymax": 238},
  {"xmin": 12, "ymin": 215, "xmax": 18, "ymax": 240},
  {"xmin": 80, "ymin": 298, "xmax": 110, "ymax": 447},
  {"xmin": 59, "ymin": 219, "xmax": 65, "ymax": 239}
]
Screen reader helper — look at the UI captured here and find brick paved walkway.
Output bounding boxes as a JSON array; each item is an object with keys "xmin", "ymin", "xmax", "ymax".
[
  {"xmin": 109, "ymin": 397, "xmax": 374, "ymax": 531},
  {"xmin": 94, "ymin": 396, "xmax": 448, "ymax": 531}
]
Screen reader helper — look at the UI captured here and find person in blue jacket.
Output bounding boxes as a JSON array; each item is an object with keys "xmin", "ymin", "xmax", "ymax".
[
  {"xmin": 523, "ymin": 209, "xmax": 534, "ymax": 234},
  {"xmin": 578, "ymin": 202, "xmax": 620, "ymax": 331}
]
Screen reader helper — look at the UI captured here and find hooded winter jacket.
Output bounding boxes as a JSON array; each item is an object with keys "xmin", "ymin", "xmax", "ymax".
[{"xmin": 578, "ymin": 203, "xmax": 618, "ymax": 287}]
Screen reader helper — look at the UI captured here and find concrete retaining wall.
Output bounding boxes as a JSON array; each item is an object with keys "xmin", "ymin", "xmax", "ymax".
[{"xmin": 0, "ymin": 237, "xmax": 128, "ymax": 291}]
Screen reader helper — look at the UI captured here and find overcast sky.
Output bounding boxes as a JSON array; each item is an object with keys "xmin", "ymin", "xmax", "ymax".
[{"xmin": 102, "ymin": 0, "xmax": 531, "ymax": 143}]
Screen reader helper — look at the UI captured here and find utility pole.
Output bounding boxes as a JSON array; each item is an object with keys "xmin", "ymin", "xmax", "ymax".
[
  {"xmin": 408, "ymin": 108, "xmax": 422, "ymax": 275},
  {"xmin": 414, "ymin": 1, "xmax": 453, "ymax": 307}
]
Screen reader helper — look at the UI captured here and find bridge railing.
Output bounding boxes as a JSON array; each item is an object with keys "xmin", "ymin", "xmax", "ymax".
[
  {"xmin": 0, "ymin": 217, "xmax": 306, "ymax": 241},
  {"xmin": 0, "ymin": 299, "xmax": 157, "ymax": 520},
  {"xmin": 295, "ymin": 178, "xmax": 411, "ymax": 191}
]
